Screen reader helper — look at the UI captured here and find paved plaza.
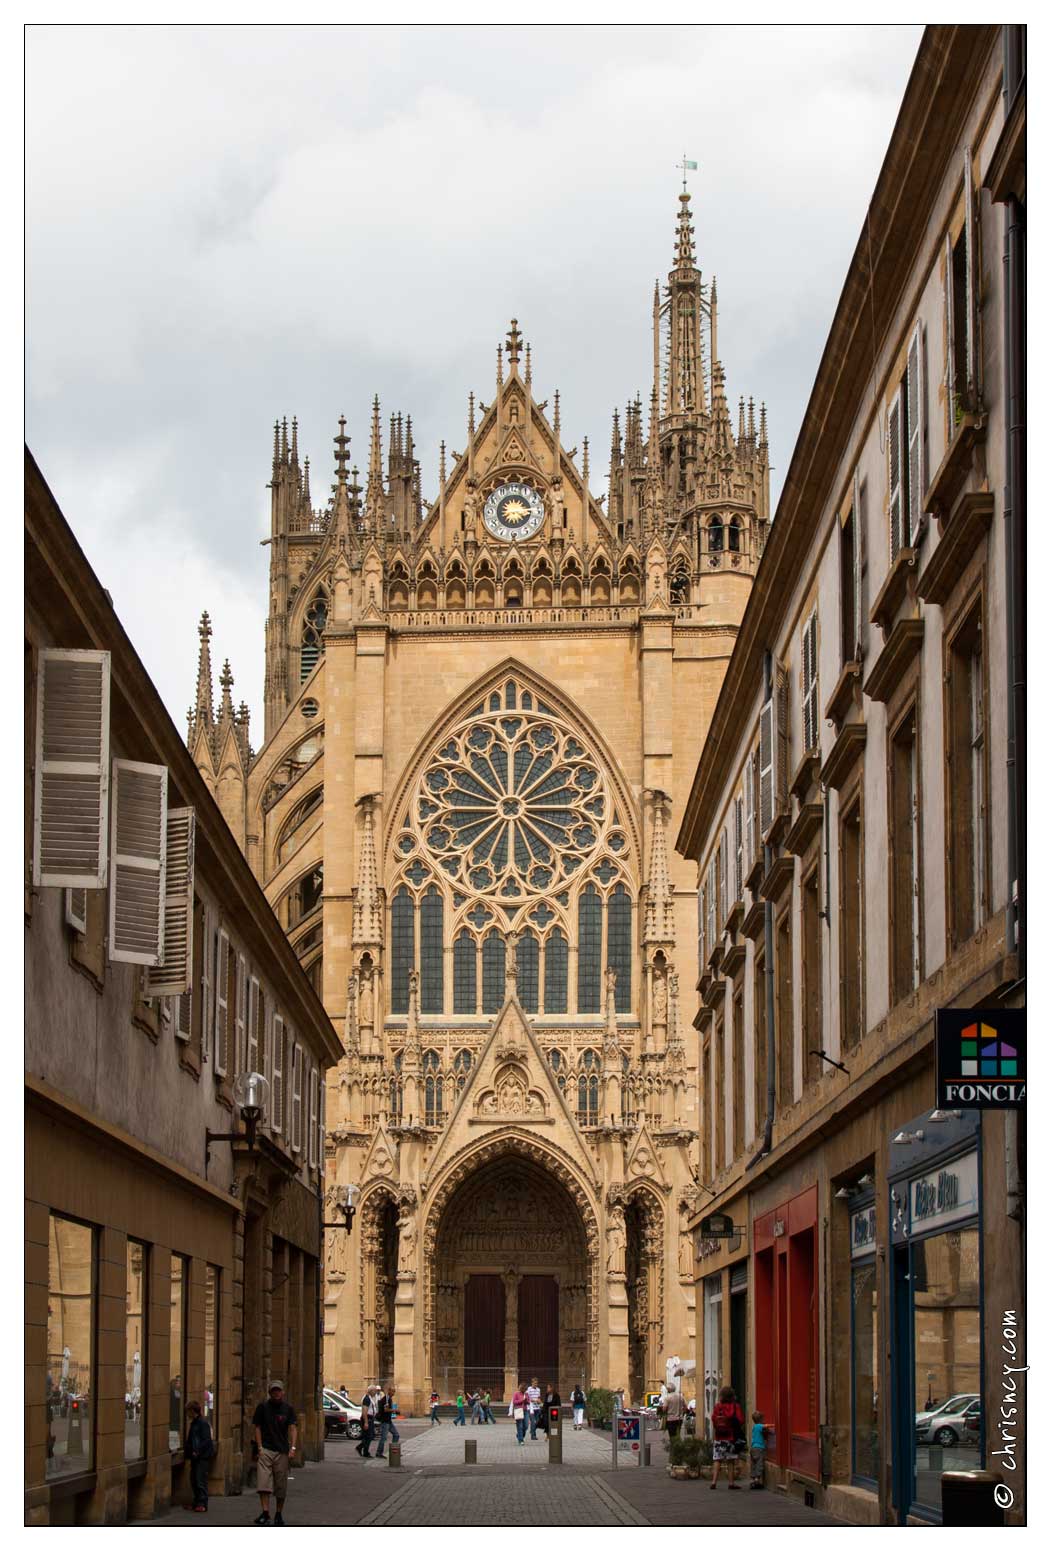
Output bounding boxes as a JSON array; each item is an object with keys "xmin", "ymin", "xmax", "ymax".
[{"xmin": 139, "ymin": 1421, "xmax": 846, "ymax": 1527}]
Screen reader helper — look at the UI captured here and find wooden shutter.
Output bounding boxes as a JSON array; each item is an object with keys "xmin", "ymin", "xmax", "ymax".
[
  {"xmin": 109, "ymin": 760, "xmax": 167, "ymax": 965},
  {"xmin": 271, "ymin": 1014, "xmax": 285, "ymax": 1134},
  {"xmin": 291, "ymin": 1041, "xmax": 304, "ymax": 1153},
  {"xmin": 262, "ymin": 999, "xmax": 274, "ymax": 1117},
  {"xmin": 775, "ymin": 664, "xmax": 789, "ymax": 815},
  {"xmin": 888, "ymin": 393, "xmax": 905, "ymax": 564},
  {"xmin": 246, "ymin": 974, "xmax": 261, "ymax": 1076},
  {"xmin": 147, "ymin": 807, "xmax": 195, "ymax": 995},
  {"xmin": 734, "ymin": 795, "xmax": 744, "ymax": 903},
  {"xmin": 308, "ymin": 1065, "xmax": 319, "ymax": 1168},
  {"xmin": 234, "ymin": 953, "xmax": 248, "ymax": 1074},
  {"xmin": 802, "ymin": 608, "xmax": 819, "ymax": 754},
  {"xmin": 65, "ymin": 888, "xmax": 87, "ymax": 933},
  {"xmin": 700, "ymin": 878, "xmax": 709, "ymax": 962},
  {"xmin": 200, "ymin": 909, "xmax": 213, "ymax": 1064},
  {"xmin": 744, "ymin": 753, "xmax": 756, "ymax": 875},
  {"xmin": 906, "ymin": 324, "xmax": 928, "ymax": 543},
  {"xmin": 706, "ymin": 859, "xmax": 717, "ymax": 955},
  {"xmin": 759, "ymin": 696, "xmax": 775, "ymax": 838},
  {"xmin": 963, "ymin": 145, "xmax": 978, "ymax": 402},
  {"xmin": 33, "ymin": 649, "xmax": 111, "ymax": 888},
  {"xmin": 718, "ymin": 833, "xmax": 728, "ymax": 927},
  {"xmin": 176, "ymin": 984, "xmax": 192, "ymax": 1042},
  {"xmin": 944, "ymin": 228, "xmax": 957, "ymax": 422},
  {"xmin": 852, "ymin": 470, "xmax": 863, "ymax": 661},
  {"xmin": 214, "ymin": 929, "xmax": 231, "ymax": 1076},
  {"xmin": 319, "ymin": 1075, "xmax": 326, "ymax": 1173}
]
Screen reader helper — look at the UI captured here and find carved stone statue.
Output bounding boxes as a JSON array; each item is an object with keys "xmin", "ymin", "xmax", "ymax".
[
  {"xmin": 652, "ymin": 972, "xmax": 668, "ymax": 1028},
  {"xmin": 358, "ymin": 969, "xmax": 374, "ymax": 1035},
  {"xmin": 396, "ymin": 1202, "xmax": 416, "ymax": 1275},
  {"xmin": 344, "ymin": 972, "xmax": 358, "ymax": 1052},
  {"xmin": 679, "ymin": 1226, "xmax": 695, "ymax": 1282},
  {"xmin": 547, "ymin": 479, "xmax": 565, "ymax": 530},
  {"xmin": 463, "ymin": 480, "xmax": 479, "ymax": 535},
  {"xmin": 606, "ymin": 1204, "xmax": 627, "ymax": 1277}
]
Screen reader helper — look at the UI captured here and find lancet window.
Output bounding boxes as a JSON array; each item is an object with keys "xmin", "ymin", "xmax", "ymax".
[
  {"xmin": 423, "ymin": 1050, "xmax": 443, "ymax": 1125},
  {"xmin": 300, "ymin": 591, "xmax": 328, "ymax": 681},
  {"xmin": 387, "ymin": 677, "xmax": 638, "ymax": 1020}
]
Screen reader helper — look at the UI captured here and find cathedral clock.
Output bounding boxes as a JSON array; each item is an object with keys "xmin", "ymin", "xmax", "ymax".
[{"xmin": 482, "ymin": 481, "xmax": 545, "ymax": 542}]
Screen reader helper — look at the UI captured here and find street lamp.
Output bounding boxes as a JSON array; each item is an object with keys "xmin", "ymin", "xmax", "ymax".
[
  {"xmin": 205, "ymin": 1071, "xmax": 270, "ymax": 1174},
  {"xmin": 324, "ymin": 1183, "xmax": 360, "ymax": 1233}
]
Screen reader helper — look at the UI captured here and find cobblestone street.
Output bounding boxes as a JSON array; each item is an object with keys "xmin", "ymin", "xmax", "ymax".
[{"xmin": 139, "ymin": 1423, "xmax": 845, "ymax": 1527}]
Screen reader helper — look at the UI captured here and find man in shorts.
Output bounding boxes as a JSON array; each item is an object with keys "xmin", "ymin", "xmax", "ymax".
[{"xmin": 252, "ymin": 1380, "xmax": 298, "ymax": 1525}]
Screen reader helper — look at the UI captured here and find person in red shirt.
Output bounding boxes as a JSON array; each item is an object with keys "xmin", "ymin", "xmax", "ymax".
[{"xmin": 710, "ymin": 1385, "xmax": 745, "ymax": 1490}]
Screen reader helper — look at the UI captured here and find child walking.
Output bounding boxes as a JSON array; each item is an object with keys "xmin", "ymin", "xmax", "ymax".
[{"xmin": 750, "ymin": 1410, "xmax": 768, "ymax": 1489}]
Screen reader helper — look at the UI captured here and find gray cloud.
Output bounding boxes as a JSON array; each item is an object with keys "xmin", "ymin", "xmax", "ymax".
[{"xmin": 27, "ymin": 23, "xmax": 921, "ymax": 732}]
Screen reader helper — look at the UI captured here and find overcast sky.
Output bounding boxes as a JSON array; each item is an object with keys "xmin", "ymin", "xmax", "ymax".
[{"xmin": 26, "ymin": 23, "xmax": 922, "ymax": 738}]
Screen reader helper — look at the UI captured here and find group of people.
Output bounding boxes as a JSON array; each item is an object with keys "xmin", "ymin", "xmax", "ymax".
[
  {"xmin": 708, "ymin": 1386, "xmax": 769, "ymax": 1490},
  {"xmin": 354, "ymin": 1383, "xmax": 400, "ymax": 1459},
  {"xmin": 508, "ymin": 1377, "xmax": 575, "ymax": 1444},
  {"xmin": 448, "ymin": 1388, "xmax": 496, "ymax": 1425}
]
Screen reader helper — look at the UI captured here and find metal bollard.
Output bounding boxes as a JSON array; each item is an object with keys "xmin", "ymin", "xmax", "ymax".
[
  {"xmin": 388, "ymin": 1443, "xmax": 401, "ymax": 1468},
  {"xmin": 548, "ymin": 1404, "xmax": 563, "ymax": 1464},
  {"xmin": 465, "ymin": 1439, "xmax": 477, "ymax": 1464}
]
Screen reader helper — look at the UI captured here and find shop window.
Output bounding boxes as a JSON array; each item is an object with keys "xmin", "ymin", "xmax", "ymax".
[
  {"xmin": 453, "ymin": 931, "xmax": 477, "ymax": 1015},
  {"xmin": 517, "ymin": 930, "xmax": 539, "ymax": 1012},
  {"xmin": 802, "ymin": 862, "xmax": 823, "ymax": 1057},
  {"xmin": 46, "ymin": 1215, "xmax": 96, "ymax": 1479},
  {"xmin": 851, "ymin": 1255, "xmax": 879, "ymax": 1484},
  {"xmin": 840, "ymin": 795, "xmax": 864, "ymax": 1050},
  {"xmin": 607, "ymin": 886, "xmax": 632, "ymax": 1011},
  {"xmin": 577, "ymin": 885, "xmax": 602, "ymax": 1013},
  {"xmin": 204, "ymin": 1265, "xmax": 219, "ymax": 1433},
  {"xmin": 909, "ymin": 1225, "xmax": 981, "ymax": 1516},
  {"xmin": 419, "ymin": 887, "xmax": 444, "ymax": 1013},
  {"xmin": 391, "ymin": 888, "xmax": 414, "ymax": 1014},
  {"xmin": 890, "ymin": 707, "xmax": 922, "ymax": 1002},
  {"xmin": 125, "ymin": 1240, "xmax": 147, "ymax": 1461},
  {"xmin": 544, "ymin": 929, "xmax": 568, "ymax": 1013},
  {"xmin": 775, "ymin": 908, "xmax": 794, "ymax": 1109},
  {"xmin": 946, "ymin": 603, "xmax": 987, "ymax": 948},
  {"xmin": 169, "ymin": 1254, "xmax": 188, "ymax": 1452}
]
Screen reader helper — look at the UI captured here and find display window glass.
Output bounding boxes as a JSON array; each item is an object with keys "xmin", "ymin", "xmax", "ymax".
[{"xmin": 46, "ymin": 1216, "xmax": 96, "ymax": 1479}]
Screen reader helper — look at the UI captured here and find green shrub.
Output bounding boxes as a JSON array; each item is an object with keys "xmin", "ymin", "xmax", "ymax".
[
  {"xmin": 585, "ymin": 1386, "xmax": 615, "ymax": 1425},
  {"xmin": 668, "ymin": 1434, "xmax": 710, "ymax": 1469}
]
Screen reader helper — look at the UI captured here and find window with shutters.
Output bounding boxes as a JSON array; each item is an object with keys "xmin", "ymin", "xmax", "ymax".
[
  {"xmin": 233, "ymin": 953, "xmax": 248, "ymax": 1075},
  {"xmin": 246, "ymin": 975, "xmax": 261, "ymax": 1077},
  {"xmin": 147, "ymin": 809, "xmax": 195, "ymax": 997},
  {"xmin": 946, "ymin": 600, "xmax": 988, "ymax": 949},
  {"xmin": 109, "ymin": 760, "xmax": 168, "ymax": 966},
  {"xmin": 840, "ymin": 489, "xmax": 862, "ymax": 667},
  {"xmin": 801, "ymin": 609, "xmax": 820, "ymax": 755},
  {"xmin": 291, "ymin": 1040, "xmax": 304, "ymax": 1152},
  {"xmin": 887, "ymin": 323, "xmax": 928, "ymax": 564},
  {"xmin": 733, "ymin": 796, "xmax": 744, "ymax": 906},
  {"xmin": 754, "ymin": 947, "xmax": 768, "ymax": 1137},
  {"xmin": 745, "ymin": 749, "xmax": 759, "ymax": 876},
  {"xmin": 308, "ymin": 1065, "xmax": 319, "ymax": 1168},
  {"xmin": 701, "ymin": 1037, "xmax": 711, "ymax": 1181},
  {"xmin": 889, "ymin": 705, "xmax": 922, "ymax": 1002},
  {"xmin": 213, "ymin": 929, "xmax": 231, "ymax": 1077},
  {"xmin": 713, "ymin": 1008, "xmax": 725, "ymax": 1173},
  {"xmin": 717, "ymin": 833, "xmax": 728, "ymax": 930},
  {"xmin": 775, "ymin": 906, "xmax": 794, "ymax": 1110},
  {"xmin": 839, "ymin": 792, "xmax": 864, "ymax": 1051},
  {"xmin": 271, "ymin": 1015, "xmax": 285, "ymax": 1135},
  {"xmin": 706, "ymin": 859, "xmax": 717, "ymax": 960},
  {"xmin": 732, "ymin": 985, "xmax": 744, "ymax": 1160},
  {"xmin": 945, "ymin": 149, "xmax": 981, "ymax": 431},
  {"xmin": 801, "ymin": 861, "xmax": 823, "ymax": 1058},
  {"xmin": 65, "ymin": 888, "xmax": 87, "ymax": 934},
  {"xmin": 33, "ymin": 649, "xmax": 111, "ymax": 889},
  {"xmin": 759, "ymin": 666, "xmax": 789, "ymax": 840}
]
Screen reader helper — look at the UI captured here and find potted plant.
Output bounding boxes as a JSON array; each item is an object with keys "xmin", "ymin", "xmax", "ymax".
[
  {"xmin": 667, "ymin": 1434, "xmax": 710, "ymax": 1479},
  {"xmin": 586, "ymin": 1386, "xmax": 615, "ymax": 1430}
]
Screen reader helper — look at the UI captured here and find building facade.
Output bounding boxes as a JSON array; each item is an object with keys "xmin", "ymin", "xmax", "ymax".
[
  {"xmin": 25, "ymin": 452, "xmax": 342, "ymax": 1525},
  {"xmin": 676, "ymin": 25, "xmax": 1025, "ymax": 1526},
  {"xmin": 189, "ymin": 192, "xmax": 770, "ymax": 1408}
]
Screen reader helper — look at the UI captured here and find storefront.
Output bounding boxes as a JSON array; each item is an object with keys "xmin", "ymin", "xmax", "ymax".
[
  {"xmin": 753, "ymin": 1184, "xmax": 820, "ymax": 1480},
  {"xmin": 888, "ymin": 1111, "xmax": 982, "ymax": 1523},
  {"xmin": 849, "ymin": 1197, "xmax": 879, "ymax": 1489}
]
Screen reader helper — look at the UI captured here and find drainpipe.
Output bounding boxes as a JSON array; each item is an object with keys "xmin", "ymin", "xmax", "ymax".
[{"xmin": 748, "ymin": 652, "xmax": 777, "ymax": 1171}]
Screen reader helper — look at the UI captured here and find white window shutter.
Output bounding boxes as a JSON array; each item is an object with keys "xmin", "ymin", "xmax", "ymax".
[
  {"xmin": 214, "ymin": 929, "xmax": 231, "ymax": 1076},
  {"xmin": 744, "ymin": 752, "xmax": 756, "ymax": 875},
  {"xmin": 734, "ymin": 795, "xmax": 744, "ymax": 903},
  {"xmin": 34, "ymin": 649, "xmax": 111, "ymax": 888},
  {"xmin": 888, "ymin": 395, "xmax": 903, "ymax": 564},
  {"xmin": 200, "ymin": 910, "xmax": 213, "ymax": 1063},
  {"xmin": 65, "ymin": 888, "xmax": 87, "ymax": 933},
  {"xmin": 802, "ymin": 609, "xmax": 819, "ymax": 753},
  {"xmin": 319, "ymin": 1076, "xmax": 326, "ymax": 1174},
  {"xmin": 759, "ymin": 697, "xmax": 775, "ymax": 838},
  {"xmin": 246, "ymin": 975, "xmax": 260, "ymax": 1076},
  {"xmin": 234, "ymin": 954, "xmax": 248, "ymax": 1074},
  {"xmin": 262, "ymin": 1000, "xmax": 273, "ymax": 1116},
  {"xmin": 271, "ymin": 1015, "xmax": 285, "ymax": 1134},
  {"xmin": 963, "ymin": 145, "xmax": 978, "ymax": 401},
  {"xmin": 176, "ymin": 985, "xmax": 192, "ymax": 1043},
  {"xmin": 852, "ymin": 471, "xmax": 863, "ymax": 661},
  {"xmin": 706, "ymin": 858, "xmax": 716, "ymax": 952},
  {"xmin": 109, "ymin": 760, "xmax": 168, "ymax": 966},
  {"xmin": 308, "ymin": 1065, "xmax": 319, "ymax": 1169},
  {"xmin": 906, "ymin": 325, "xmax": 924, "ymax": 543},
  {"xmin": 291, "ymin": 1041, "xmax": 304, "ymax": 1153},
  {"xmin": 147, "ymin": 807, "xmax": 195, "ymax": 996}
]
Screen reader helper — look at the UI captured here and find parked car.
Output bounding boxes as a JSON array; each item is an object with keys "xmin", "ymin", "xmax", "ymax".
[
  {"xmin": 916, "ymin": 1394, "xmax": 981, "ymax": 1445},
  {"xmin": 322, "ymin": 1389, "xmax": 362, "ymax": 1439}
]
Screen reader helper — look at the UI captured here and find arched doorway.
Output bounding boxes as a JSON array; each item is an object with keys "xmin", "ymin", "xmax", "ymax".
[
  {"xmin": 428, "ymin": 1152, "xmax": 591, "ymax": 1401},
  {"xmin": 360, "ymin": 1191, "xmax": 399, "ymax": 1385}
]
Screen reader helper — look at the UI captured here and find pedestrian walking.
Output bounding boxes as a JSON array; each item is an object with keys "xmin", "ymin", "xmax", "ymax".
[
  {"xmin": 356, "ymin": 1385, "xmax": 378, "ymax": 1458},
  {"xmin": 429, "ymin": 1390, "xmax": 442, "ymax": 1426},
  {"xmin": 541, "ymin": 1383, "xmax": 561, "ymax": 1436},
  {"xmin": 338, "ymin": 1384, "xmax": 349, "ymax": 1399},
  {"xmin": 511, "ymin": 1385, "xmax": 527, "ymax": 1445},
  {"xmin": 184, "ymin": 1400, "xmax": 213, "ymax": 1513},
  {"xmin": 710, "ymin": 1385, "xmax": 745, "ymax": 1490},
  {"xmin": 454, "ymin": 1389, "xmax": 467, "ymax": 1425},
  {"xmin": 526, "ymin": 1377, "xmax": 541, "ymax": 1440},
  {"xmin": 375, "ymin": 1385, "xmax": 400, "ymax": 1458},
  {"xmin": 482, "ymin": 1389, "xmax": 494, "ymax": 1425},
  {"xmin": 749, "ymin": 1410, "xmax": 769, "ymax": 1489},
  {"xmin": 570, "ymin": 1384, "xmax": 587, "ymax": 1431},
  {"xmin": 661, "ymin": 1383, "xmax": 687, "ymax": 1441},
  {"xmin": 470, "ymin": 1388, "xmax": 484, "ymax": 1424},
  {"xmin": 251, "ymin": 1380, "xmax": 297, "ymax": 1525}
]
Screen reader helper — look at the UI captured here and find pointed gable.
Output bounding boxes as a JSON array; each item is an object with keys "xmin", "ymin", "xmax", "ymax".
[{"xmin": 626, "ymin": 1121, "xmax": 668, "ymax": 1191}]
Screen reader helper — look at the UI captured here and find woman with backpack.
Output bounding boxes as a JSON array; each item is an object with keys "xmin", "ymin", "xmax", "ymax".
[
  {"xmin": 710, "ymin": 1385, "xmax": 745, "ymax": 1490},
  {"xmin": 570, "ymin": 1384, "xmax": 587, "ymax": 1431},
  {"xmin": 184, "ymin": 1400, "xmax": 214, "ymax": 1512}
]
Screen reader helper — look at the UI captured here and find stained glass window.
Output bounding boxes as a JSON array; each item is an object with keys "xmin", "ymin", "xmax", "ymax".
[
  {"xmin": 420, "ymin": 887, "xmax": 444, "ymax": 1013},
  {"xmin": 424, "ymin": 1051, "xmax": 443, "ymax": 1125},
  {"xmin": 577, "ymin": 1073, "xmax": 599, "ymax": 1125},
  {"xmin": 607, "ymin": 884, "xmax": 632, "ymax": 1011},
  {"xmin": 545, "ymin": 928, "xmax": 568, "ymax": 1013},
  {"xmin": 482, "ymin": 933, "xmax": 505, "ymax": 1014},
  {"xmin": 517, "ymin": 930, "xmax": 539, "ymax": 1012},
  {"xmin": 453, "ymin": 931, "xmax": 477, "ymax": 1014},
  {"xmin": 578, "ymin": 885, "xmax": 602, "ymax": 1013},
  {"xmin": 454, "ymin": 1049, "xmax": 472, "ymax": 1093},
  {"xmin": 391, "ymin": 888, "xmax": 414, "ymax": 1014}
]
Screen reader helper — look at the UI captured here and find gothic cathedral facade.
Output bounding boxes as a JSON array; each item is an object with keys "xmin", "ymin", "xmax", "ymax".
[{"xmin": 189, "ymin": 192, "xmax": 769, "ymax": 1410}]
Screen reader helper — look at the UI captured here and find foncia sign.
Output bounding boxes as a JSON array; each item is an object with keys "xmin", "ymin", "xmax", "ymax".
[{"xmin": 935, "ymin": 1008, "xmax": 1026, "ymax": 1108}]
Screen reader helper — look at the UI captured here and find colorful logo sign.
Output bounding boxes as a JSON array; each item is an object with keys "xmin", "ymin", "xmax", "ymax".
[{"xmin": 936, "ymin": 1008, "xmax": 1025, "ymax": 1108}]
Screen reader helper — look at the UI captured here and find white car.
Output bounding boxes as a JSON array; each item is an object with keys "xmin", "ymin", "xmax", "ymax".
[
  {"xmin": 915, "ymin": 1393, "xmax": 980, "ymax": 1445},
  {"xmin": 323, "ymin": 1389, "xmax": 362, "ymax": 1438}
]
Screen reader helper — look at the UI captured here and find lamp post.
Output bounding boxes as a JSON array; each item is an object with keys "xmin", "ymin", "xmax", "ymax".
[
  {"xmin": 205, "ymin": 1071, "xmax": 270, "ymax": 1175},
  {"xmin": 324, "ymin": 1183, "xmax": 360, "ymax": 1233}
]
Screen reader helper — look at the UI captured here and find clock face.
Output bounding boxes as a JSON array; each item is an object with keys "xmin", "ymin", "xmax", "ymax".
[{"xmin": 482, "ymin": 481, "xmax": 545, "ymax": 542}]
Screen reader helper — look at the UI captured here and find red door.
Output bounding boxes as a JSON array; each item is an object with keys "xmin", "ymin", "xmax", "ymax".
[
  {"xmin": 518, "ymin": 1275, "xmax": 559, "ymax": 1388},
  {"xmin": 464, "ymin": 1275, "xmax": 505, "ymax": 1398}
]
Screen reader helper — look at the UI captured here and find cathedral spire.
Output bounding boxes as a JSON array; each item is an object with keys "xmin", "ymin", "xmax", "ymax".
[
  {"xmin": 192, "ymin": 610, "xmax": 215, "ymax": 737},
  {"xmin": 352, "ymin": 793, "xmax": 383, "ymax": 947},
  {"xmin": 506, "ymin": 318, "xmax": 522, "ymax": 371},
  {"xmin": 365, "ymin": 396, "xmax": 384, "ymax": 526},
  {"xmin": 217, "ymin": 658, "xmax": 236, "ymax": 731},
  {"xmin": 674, "ymin": 190, "xmax": 696, "ymax": 269},
  {"xmin": 643, "ymin": 789, "xmax": 676, "ymax": 944}
]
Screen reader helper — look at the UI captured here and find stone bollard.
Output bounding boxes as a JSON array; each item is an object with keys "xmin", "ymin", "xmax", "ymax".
[
  {"xmin": 389, "ymin": 1443, "xmax": 401, "ymax": 1468},
  {"xmin": 465, "ymin": 1439, "xmax": 477, "ymax": 1464}
]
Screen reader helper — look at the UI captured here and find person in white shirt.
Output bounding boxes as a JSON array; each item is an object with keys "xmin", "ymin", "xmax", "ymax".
[{"xmin": 526, "ymin": 1379, "xmax": 542, "ymax": 1441}]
